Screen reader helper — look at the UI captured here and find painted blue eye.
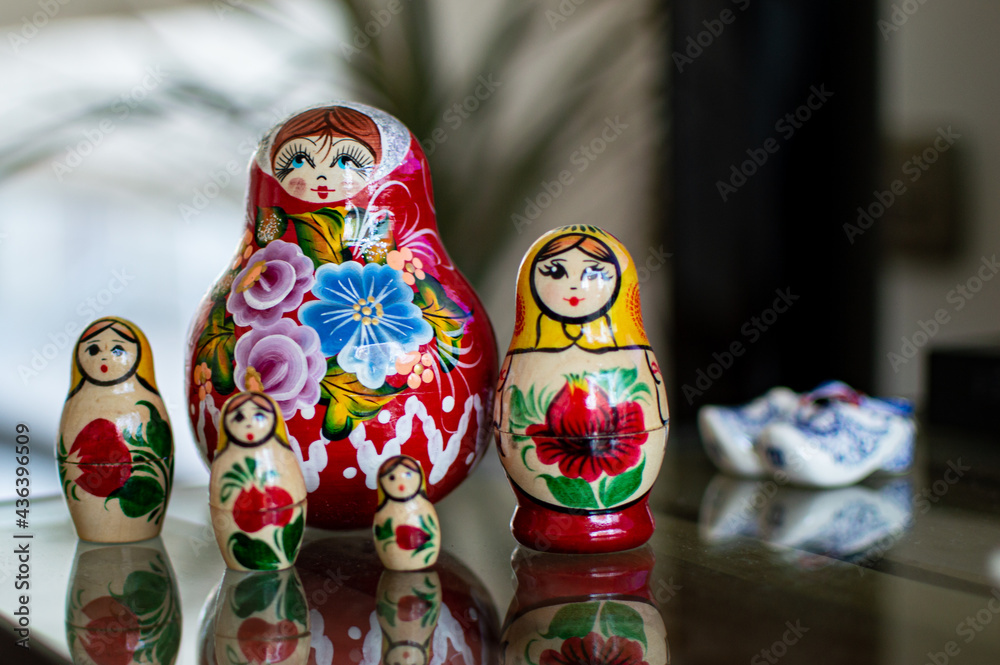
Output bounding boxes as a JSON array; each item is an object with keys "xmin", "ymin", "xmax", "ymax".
[
  {"xmin": 111, "ymin": 345, "xmax": 126, "ymax": 356},
  {"xmin": 291, "ymin": 154, "xmax": 308, "ymax": 168}
]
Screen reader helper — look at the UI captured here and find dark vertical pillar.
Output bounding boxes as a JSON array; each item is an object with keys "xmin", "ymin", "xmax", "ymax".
[{"xmin": 670, "ymin": 0, "xmax": 879, "ymax": 420}]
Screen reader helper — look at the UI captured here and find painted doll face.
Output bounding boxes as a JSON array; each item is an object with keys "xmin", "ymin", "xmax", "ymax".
[
  {"xmin": 77, "ymin": 327, "xmax": 139, "ymax": 384},
  {"xmin": 224, "ymin": 399, "xmax": 276, "ymax": 445},
  {"xmin": 272, "ymin": 134, "xmax": 376, "ymax": 203},
  {"xmin": 533, "ymin": 247, "xmax": 619, "ymax": 321},
  {"xmin": 381, "ymin": 463, "xmax": 422, "ymax": 501}
]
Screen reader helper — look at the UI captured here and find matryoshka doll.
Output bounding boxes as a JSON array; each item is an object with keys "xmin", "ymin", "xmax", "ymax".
[
  {"xmin": 186, "ymin": 102, "xmax": 498, "ymax": 530},
  {"xmin": 209, "ymin": 391, "xmax": 306, "ymax": 571},
  {"xmin": 494, "ymin": 226, "xmax": 669, "ymax": 553},
  {"xmin": 373, "ymin": 455, "xmax": 440, "ymax": 570},
  {"xmin": 58, "ymin": 317, "xmax": 173, "ymax": 543}
]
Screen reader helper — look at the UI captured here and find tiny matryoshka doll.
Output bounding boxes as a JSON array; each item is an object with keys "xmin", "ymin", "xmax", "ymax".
[
  {"xmin": 373, "ymin": 455, "xmax": 440, "ymax": 570},
  {"xmin": 186, "ymin": 101, "xmax": 498, "ymax": 531},
  {"xmin": 58, "ymin": 317, "xmax": 173, "ymax": 543},
  {"xmin": 494, "ymin": 226, "xmax": 669, "ymax": 553},
  {"xmin": 210, "ymin": 391, "xmax": 307, "ymax": 571}
]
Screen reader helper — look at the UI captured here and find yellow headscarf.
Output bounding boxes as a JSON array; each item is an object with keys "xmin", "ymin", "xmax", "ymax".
[
  {"xmin": 69, "ymin": 317, "xmax": 159, "ymax": 397},
  {"xmin": 507, "ymin": 225, "xmax": 649, "ymax": 353},
  {"xmin": 215, "ymin": 391, "xmax": 291, "ymax": 455}
]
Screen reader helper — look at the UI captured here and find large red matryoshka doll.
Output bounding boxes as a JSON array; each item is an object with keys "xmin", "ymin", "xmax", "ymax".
[{"xmin": 186, "ymin": 102, "xmax": 498, "ymax": 529}]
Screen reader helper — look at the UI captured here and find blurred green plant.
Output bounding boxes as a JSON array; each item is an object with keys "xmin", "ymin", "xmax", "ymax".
[{"xmin": 0, "ymin": 0, "xmax": 663, "ymax": 287}]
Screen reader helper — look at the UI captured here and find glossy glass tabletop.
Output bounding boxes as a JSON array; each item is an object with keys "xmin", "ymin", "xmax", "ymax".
[{"xmin": 2, "ymin": 426, "xmax": 1000, "ymax": 664}]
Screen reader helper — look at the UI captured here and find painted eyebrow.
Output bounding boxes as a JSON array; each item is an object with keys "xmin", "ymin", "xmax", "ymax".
[{"xmin": 111, "ymin": 338, "xmax": 128, "ymax": 344}]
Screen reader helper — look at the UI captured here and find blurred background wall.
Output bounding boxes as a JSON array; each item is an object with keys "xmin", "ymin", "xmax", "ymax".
[
  {"xmin": 1, "ymin": 0, "xmax": 997, "ymax": 494},
  {"xmin": 0, "ymin": 0, "xmax": 667, "ymax": 493}
]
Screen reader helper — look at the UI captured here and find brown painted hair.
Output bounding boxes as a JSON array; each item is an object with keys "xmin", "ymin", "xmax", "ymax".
[
  {"xmin": 270, "ymin": 106, "xmax": 382, "ymax": 165},
  {"xmin": 535, "ymin": 233, "xmax": 615, "ymax": 263}
]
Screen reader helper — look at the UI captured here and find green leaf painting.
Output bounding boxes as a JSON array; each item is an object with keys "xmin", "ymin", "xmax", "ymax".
[
  {"xmin": 319, "ymin": 357, "xmax": 403, "ymax": 440},
  {"xmin": 232, "ymin": 571, "xmax": 281, "ymax": 619},
  {"xmin": 109, "ymin": 475, "xmax": 165, "ymax": 519},
  {"xmin": 540, "ymin": 602, "xmax": 600, "ymax": 640},
  {"xmin": 281, "ymin": 513, "xmax": 304, "ymax": 560},
  {"xmin": 229, "ymin": 533, "xmax": 281, "ymax": 570},
  {"xmin": 412, "ymin": 274, "xmax": 470, "ymax": 372},
  {"xmin": 598, "ymin": 457, "xmax": 645, "ymax": 508},
  {"xmin": 194, "ymin": 301, "xmax": 236, "ymax": 395},
  {"xmin": 288, "ymin": 207, "xmax": 351, "ymax": 267},
  {"xmin": 598, "ymin": 602, "xmax": 647, "ymax": 649},
  {"xmin": 540, "ymin": 474, "xmax": 598, "ymax": 510}
]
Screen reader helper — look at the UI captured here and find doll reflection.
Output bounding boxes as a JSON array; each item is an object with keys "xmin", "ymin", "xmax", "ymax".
[
  {"xmin": 501, "ymin": 546, "xmax": 669, "ymax": 665},
  {"xmin": 65, "ymin": 538, "xmax": 181, "ymax": 665},
  {"xmin": 376, "ymin": 570, "xmax": 442, "ymax": 665},
  {"xmin": 212, "ymin": 568, "xmax": 310, "ymax": 665},
  {"xmin": 197, "ymin": 535, "xmax": 499, "ymax": 665}
]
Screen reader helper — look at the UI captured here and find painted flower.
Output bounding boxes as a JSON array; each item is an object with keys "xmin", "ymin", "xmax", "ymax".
[
  {"xmin": 234, "ymin": 319, "xmax": 326, "ymax": 419},
  {"xmin": 70, "ymin": 419, "xmax": 132, "ymax": 497},
  {"xmin": 392, "ymin": 351, "xmax": 435, "ymax": 389},
  {"xmin": 300, "ymin": 261, "xmax": 433, "ymax": 390},
  {"xmin": 387, "ymin": 247, "xmax": 425, "ymax": 285},
  {"xmin": 528, "ymin": 378, "xmax": 646, "ymax": 482},
  {"xmin": 228, "ymin": 240, "xmax": 315, "ymax": 327},
  {"xmin": 238, "ymin": 617, "xmax": 298, "ymax": 663},
  {"xmin": 193, "ymin": 361, "xmax": 213, "ymax": 401},
  {"xmin": 233, "ymin": 486, "xmax": 294, "ymax": 532},
  {"xmin": 79, "ymin": 597, "xmax": 141, "ymax": 665},
  {"xmin": 541, "ymin": 634, "xmax": 647, "ymax": 665},
  {"xmin": 395, "ymin": 524, "xmax": 431, "ymax": 551}
]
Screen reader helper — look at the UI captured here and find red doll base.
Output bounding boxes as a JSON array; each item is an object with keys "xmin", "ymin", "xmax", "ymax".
[{"xmin": 509, "ymin": 484, "xmax": 655, "ymax": 553}]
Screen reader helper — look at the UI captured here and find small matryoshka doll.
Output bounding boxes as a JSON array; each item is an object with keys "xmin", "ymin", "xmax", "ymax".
[
  {"xmin": 58, "ymin": 317, "xmax": 173, "ymax": 543},
  {"xmin": 210, "ymin": 391, "xmax": 307, "ymax": 571},
  {"xmin": 373, "ymin": 455, "xmax": 440, "ymax": 570},
  {"xmin": 494, "ymin": 225, "xmax": 669, "ymax": 553}
]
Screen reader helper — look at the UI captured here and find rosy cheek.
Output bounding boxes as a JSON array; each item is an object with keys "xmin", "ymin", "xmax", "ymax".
[{"xmin": 287, "ymin": 177, "xmax": 307, "ymax": 197}]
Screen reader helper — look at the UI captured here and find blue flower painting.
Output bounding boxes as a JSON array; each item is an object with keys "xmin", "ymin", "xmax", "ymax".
[{"xmin": 300, "ymin": 261, "xmax": 433, "ymax": 389}]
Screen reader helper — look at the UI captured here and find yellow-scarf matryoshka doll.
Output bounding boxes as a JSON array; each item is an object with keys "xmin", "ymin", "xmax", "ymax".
[
  {"xmin": 494, "ymin": 225, "xmax": 669, "ymax": 553},
  {"xmin": 209, "ymin": 391, "xmax": 307, "ymax": 570},
  {"xmin": 58, "ymin": 317, "xmax": 173, "ymax": 543}
]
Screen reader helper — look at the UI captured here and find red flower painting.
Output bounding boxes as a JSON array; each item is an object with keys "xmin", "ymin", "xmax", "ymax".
[
  {"xmin": 527, "ymin": 378, "xmax": 646, "ymax": 482},
  {"xmin": 70, "ymin": 419, "xmax": 132, "ymax": 497},
  {"xmin": 541, "ymin": 633, "xmax": 648, "ymax": 665},
  {"xmin": 78, "ymin": 597, "xmax": 141, "ymax": 665},
  {"xmin": 233, "ymin": 486, "xmax": 294, "ymax": 532},
  {"xmin": 394, "ymin": 524, "xmax": 431, "ymax": 550}
]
